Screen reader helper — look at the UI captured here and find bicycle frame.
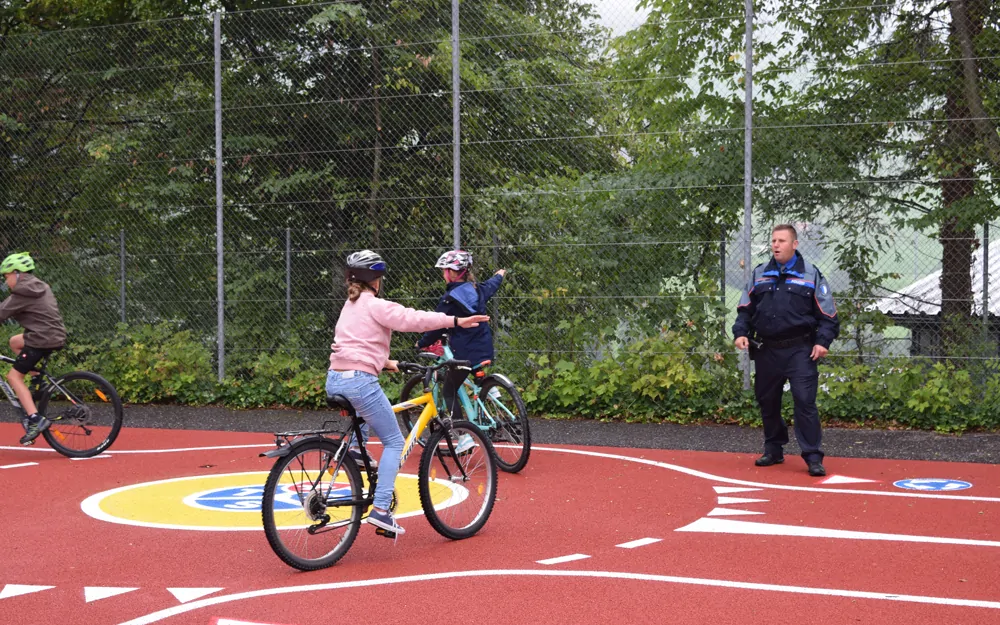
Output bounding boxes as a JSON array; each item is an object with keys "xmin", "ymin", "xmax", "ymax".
[
  {"xmin": 0, "ymin": 354, "xmax": 79, "ymax": 416},
  {"xmin": 392, "ymin": 388, "xmax": 438, "ymax": 464},
  {"xmin": 431, "ymin": 343, "xmax": 500, "ymax": 431}
]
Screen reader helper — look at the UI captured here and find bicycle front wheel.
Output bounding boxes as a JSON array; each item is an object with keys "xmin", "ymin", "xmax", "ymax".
[
  {"xmin": 39, "ymin": 371, "xmax": 123, "ymax": 458},
  {"xmin": 418, "ymin": 421, "xmax": 497, "ymax": 540},
  {"xmin": 478, "ymin": 376, "xmax": 531, "ymax": 473},
  {"xmin": 262, "ymin": 439, "xmax": 363, "ymax": 571}
]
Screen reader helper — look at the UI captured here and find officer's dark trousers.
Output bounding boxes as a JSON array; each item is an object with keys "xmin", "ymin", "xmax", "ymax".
[{"xmin": 753, "ymin": 343, "xmax": 824, "ymax": 463}]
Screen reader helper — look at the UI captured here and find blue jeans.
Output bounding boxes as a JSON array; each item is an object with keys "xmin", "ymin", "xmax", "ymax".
[{"xmin": 325, "ymin": 370, "xmax": 404, "ymax": 510}]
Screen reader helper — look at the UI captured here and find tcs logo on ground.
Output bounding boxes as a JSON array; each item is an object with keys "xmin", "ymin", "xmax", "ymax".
[
  {"xmin": 80, "ymin": 471, "xmax": 429, "ymax": 531},
  {"xmin": 185, "ymin": 484, "xmax": 352, "ymax": 513}
]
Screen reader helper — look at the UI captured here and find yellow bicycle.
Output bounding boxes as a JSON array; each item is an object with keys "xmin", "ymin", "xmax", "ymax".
[{"xmin": 260, "ymin": 359, "xmax": 498, "ymax": 571}]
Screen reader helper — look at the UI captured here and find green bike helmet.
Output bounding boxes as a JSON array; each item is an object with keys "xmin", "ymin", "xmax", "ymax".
[{"xmin": 0, "ymin": 252, "xmax": 35, "ymax": 274}]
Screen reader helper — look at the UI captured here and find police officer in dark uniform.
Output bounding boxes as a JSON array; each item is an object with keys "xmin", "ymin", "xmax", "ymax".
[{"xmin": 732, "ymin": 224, "xmax": 839, "ymax": 477}]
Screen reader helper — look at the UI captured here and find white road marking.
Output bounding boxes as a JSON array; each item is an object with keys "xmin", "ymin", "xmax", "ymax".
[
  {"xmin": 0, "ymin": 584, "xmax": 54, "ymax": 599},
  {"xmin": 0, "ymin": 462, "xmax": 38, "ymax": 469},
  {"xmin": 677, "ymin": 517, "xmax": 1000, "ymax": 547},
  {"xmin": 85, "ymin": 587, "xmax": 139, "ymax": 603},
  {"xmin": 110, "ymin": 445, "xmax": 272, "ymax": 454},
  {"xmin": 717, "ymin": 496, "xmax": 769, "ymax": 505},
  {"xmin": 707, "ymin": 507, "xmax": 764, "ymax": 517},
  {"xmin": 615, "ymin": 538, "xmax": 662, "ymax": 549},
  {"xmin": 0, "ymin": 446, "xmax": 54, "ymax": 452},
  {"xmin": 168, "ymin": 588, "xmax": 224, "ymax": 604},
  {"xmin": 537, "ymin": 554, "xmax": 591, "ymax": 565},
  {"xmin": 70, "ymin": 455, "xmax": 111, "ymax": 461},
  {"xmin": 713, "ymin": 486, "xmax": 763, "ymax": 494},
  {"xmin": 821, "ymin": 475, "xmax": 879, "ymax": 485},
  {"xmin": 534, "ymin": 446, "xmax": 1000, "ymax": 503},
  {"xmin": 115, "ymin": 569, "xmax": 1000, "ymax": 624}
]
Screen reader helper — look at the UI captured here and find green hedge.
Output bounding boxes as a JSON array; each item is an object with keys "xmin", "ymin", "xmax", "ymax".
[{"xmin": 3, "ymin": 323, "xmax": 996, "ymax": 433}]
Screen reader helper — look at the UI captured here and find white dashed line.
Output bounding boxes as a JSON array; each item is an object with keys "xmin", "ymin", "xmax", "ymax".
[
  {"xmin": 676, "ymin": 517, "xmax": 1000, "ymax": 547},
  {"xmin": 85, "ymin": 587, "xmax": 139, "ymax": 603},
  {"xmin": 0, "ymin": 462, "xmax": 38, "ymax": 469},
  {"xmin": 717, "ymin": 496, "xmax": 769, "ymax": 505},
  {"xmin": 537, "ymin": 554, "xmax": 591, "ymax": 565},
  {"xmin": 615, "ymin": 537, "xmax": 662, "ymax": 549},
  {"xmin": 706, "ymin": 507, "xmax": 764, "ymax": 517},
  {"xmin": 0, "ymin": 584, "xmax": 54, "ymax": 599},
  {"xmin": 713, "ymin": 486, "xmax": 764, "ymax": 494}
]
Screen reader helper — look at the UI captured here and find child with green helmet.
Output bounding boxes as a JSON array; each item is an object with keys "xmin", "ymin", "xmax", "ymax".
[{"xmin": 0, "ymin": 252, "xmax": 67, "ymax": 445}]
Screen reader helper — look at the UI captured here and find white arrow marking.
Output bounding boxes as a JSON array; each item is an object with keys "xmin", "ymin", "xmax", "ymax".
[
  {"xmin": 821, "ymin": 475, "xmax": 879, "ymax": 485},
  {"xmin": 713, "ymin": 486, "xmax": 763, "ymax": 494},
  {"xmin": 616, "ymin": 537, "xmax": 662, "ymax": 549},
  {"xmin": 717, "ymin": 496, "xmax": 769, "ymax": 505},
  {"xmin": 85, "ymin": 587, "xmax": 138, "ymax": 603},
  {"xmin": 167, "ymin": 588, "xmax": 223, "ymax": 604},
  {"xmin": 536, "ymin": 554, "xmax": 591, "ymax": 565},
  {"xmin": 707, "ymin": 507, "xmax": 765, "ymax": 517},
  {"xmin": 676, "ymin": 517, "xmax": 1000, "ymax": 547},
  {"xmin": 0, "ymin": 584, "xmax": 54, "ymax": 599}
]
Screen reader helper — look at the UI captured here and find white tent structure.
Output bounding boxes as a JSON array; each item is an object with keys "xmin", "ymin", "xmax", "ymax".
[{"xmin": 872, "ymin": 240, "xmax": 999, "ymax": 356}]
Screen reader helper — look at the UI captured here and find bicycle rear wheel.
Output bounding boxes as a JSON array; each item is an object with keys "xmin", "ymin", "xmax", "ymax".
[
  {"xmin": 477, "ymin": 376, "xmax": 531, "ymax": 473},
  {"xmin": 39, "ymin": 371, "xmax": 123, "ymax": 458},
  {"xmin": 418, "ymin": 421, "xmax": 497, "ymax": 540},
  {"xmin": 262, "ymin": 439, "xmax": 363, "ymax": 571}
]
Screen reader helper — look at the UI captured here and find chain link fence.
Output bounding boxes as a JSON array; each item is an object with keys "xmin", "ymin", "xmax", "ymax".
[{"xmin": 2, "ymin": 1, "xmax": 998, "ymax": 389}]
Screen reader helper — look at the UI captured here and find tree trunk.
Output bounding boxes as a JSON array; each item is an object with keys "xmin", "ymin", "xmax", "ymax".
[{"xmin": 949, "ymin": 0, "xmax": 1000, "ymax": 170}]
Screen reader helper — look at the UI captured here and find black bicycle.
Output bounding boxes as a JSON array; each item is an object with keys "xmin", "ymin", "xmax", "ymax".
[
  {"xmin": 260, "ymin": 359, "xmax": 498, "ymax": 571},
  {"xmin": 0, "ymin": 354, "xmax": 123, "ymax": 458}
]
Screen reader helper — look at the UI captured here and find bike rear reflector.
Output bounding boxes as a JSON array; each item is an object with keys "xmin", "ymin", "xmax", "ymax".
[{"xmin": 96, "ymin": 390, "xmax": 109, "ymax": 402}]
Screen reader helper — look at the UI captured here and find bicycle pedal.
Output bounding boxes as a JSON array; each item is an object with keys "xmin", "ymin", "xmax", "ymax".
[{"xmin": 374, "ymin": 527, "xmax": 397, "ymax": 539}]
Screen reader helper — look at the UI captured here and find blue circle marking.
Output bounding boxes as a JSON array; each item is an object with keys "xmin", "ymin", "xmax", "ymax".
[
  {"xmin": 190, "ymin": 484, "xmax": 352, "ymax": 512},
  {"xmin": 893, "ymin": 478, "xmax": 972, "ymax": 492}
]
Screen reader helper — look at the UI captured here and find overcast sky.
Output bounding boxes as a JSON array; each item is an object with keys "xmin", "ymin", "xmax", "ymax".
[{"xmin": 590, "ymin": 0, "xmax": 650, "ymax": 35}]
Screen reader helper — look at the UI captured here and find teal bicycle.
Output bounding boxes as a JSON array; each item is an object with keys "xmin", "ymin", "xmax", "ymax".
[{"xmin": 399, "ymin": 338, "xmax": 530, "ymax": 473}]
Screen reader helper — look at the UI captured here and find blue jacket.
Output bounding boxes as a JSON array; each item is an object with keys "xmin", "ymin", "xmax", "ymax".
[
  {"xmin": 732, "ymin": 251, "xmax": 840, "ymax": 348},
  {"xmin": 417, "ymin": 273, "xmax": 505, "ymax": 364}
]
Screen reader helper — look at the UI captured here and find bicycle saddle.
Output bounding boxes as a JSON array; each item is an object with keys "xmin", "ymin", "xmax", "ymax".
[{"xmin": 327, "ymin": 394, "xmax": 357, "ymax": 416}]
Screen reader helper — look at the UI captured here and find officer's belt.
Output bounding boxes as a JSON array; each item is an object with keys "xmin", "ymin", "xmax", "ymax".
[{"xmin": 761, "ymin": 334, "xmax": 813, "ymax": 349}]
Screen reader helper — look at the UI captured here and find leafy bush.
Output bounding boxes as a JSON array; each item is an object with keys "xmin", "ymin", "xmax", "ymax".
[{"xmin": 0, "ymin": 322, "xmax": 995, "ymax": 433}]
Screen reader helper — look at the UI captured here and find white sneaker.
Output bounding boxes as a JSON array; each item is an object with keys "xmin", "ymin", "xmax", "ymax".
[{"xmin": 453, "ymin": 433, "xmax": 477, "ymax": 455}]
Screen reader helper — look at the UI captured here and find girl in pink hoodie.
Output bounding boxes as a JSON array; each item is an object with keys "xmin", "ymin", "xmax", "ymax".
[{"xmin": 328, "ymin": 250, "xmax": 488, "ymax": 535}]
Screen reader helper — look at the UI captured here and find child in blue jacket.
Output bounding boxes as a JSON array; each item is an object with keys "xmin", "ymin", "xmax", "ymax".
[{"xmin": 417, "ymin": 250, "xmax": 505, "ymax": 419}]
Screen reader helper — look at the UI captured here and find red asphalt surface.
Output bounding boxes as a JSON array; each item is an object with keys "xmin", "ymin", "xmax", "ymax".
[{"xmin": 1, "ymin": 423, "xmax": 999, "ymax": 625}]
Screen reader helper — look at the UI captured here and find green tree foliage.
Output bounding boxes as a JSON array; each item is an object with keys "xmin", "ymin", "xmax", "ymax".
[{"xmin": 610, "ymin": 0, "xmax": 1000, "ymax": 357}]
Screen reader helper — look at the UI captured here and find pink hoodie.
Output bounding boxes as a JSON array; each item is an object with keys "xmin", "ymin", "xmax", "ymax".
[{"xmin": 329, "ymin": 291, "xmax": 456, "ymax": 376}]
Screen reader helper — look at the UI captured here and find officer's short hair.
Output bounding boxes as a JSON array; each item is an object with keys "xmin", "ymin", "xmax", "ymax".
[{"xmin": 772, "ymin": 224, "xmax": 798, "ymax": 240}]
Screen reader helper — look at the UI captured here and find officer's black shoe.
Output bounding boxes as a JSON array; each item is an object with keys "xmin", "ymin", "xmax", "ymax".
[
  {"xmin": 807, "ymin": 462, "xmax": 826, "ymax": 477},
  {"xmin": 754, "ymin": 453, "xmax": 784, "ymax": 467}
]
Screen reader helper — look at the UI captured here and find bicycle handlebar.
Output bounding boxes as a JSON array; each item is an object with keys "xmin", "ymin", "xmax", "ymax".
[
  {"xmin": 397, "ymin": 359, "xmax": 471, "ymax": 375},
  {"xmin": 0, "ymin": 355, "xmax": 14, "ymax": 365}
]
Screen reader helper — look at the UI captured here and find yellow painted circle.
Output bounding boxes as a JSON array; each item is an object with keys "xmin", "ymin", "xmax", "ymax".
[{"xmin": 80, "ymin": 471, "xmax": 452, "ymax": 531}]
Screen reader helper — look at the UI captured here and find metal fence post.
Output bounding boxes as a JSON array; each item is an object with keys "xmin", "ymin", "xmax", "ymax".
[
  {"xmin": 720, "ymin": 224, "xmax": 727, "ymax": 339},
  {"xmin": 451, "ymin": 0, "xmax": 461, "ymax": 250},
  {"xmin": 214, "ymin": 12, "xmax": 225, "ymax": 381},
  {"xmin": 741, "ymin": 0, "xmax": 754, "ymax": 391},
  {"xmin": 984, "ymin": 222, "xmax": 990, "ymax": 346},
  {"xmin": 119, "ymin": 229, "xmax": 126, "ymax": 324},
  {"xmin": 286, "ymin": 227, "xmax": 292, "ymax": 326}
]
